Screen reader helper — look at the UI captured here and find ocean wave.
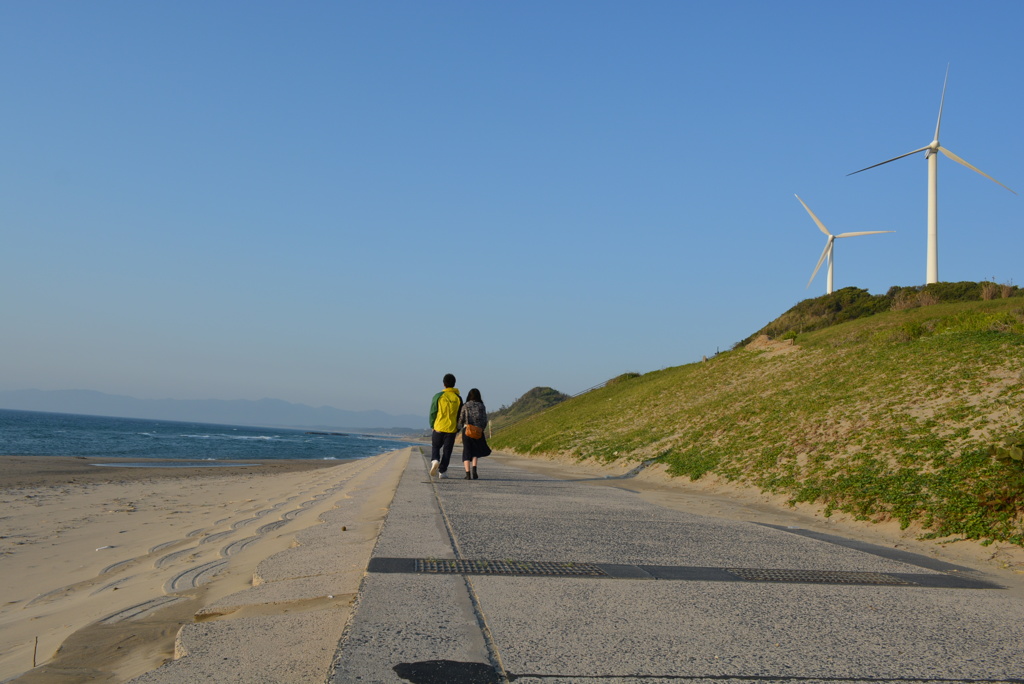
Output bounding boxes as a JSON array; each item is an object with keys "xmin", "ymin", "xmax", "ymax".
[{"xmin": 180, "ymin": 433, "xmax": 279, "ymax": 441}]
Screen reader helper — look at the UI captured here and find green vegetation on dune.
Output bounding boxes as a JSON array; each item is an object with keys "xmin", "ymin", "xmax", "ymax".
[{"xmin": 491, "ymin": 291, "xmax": 1024, "ymax": 546}]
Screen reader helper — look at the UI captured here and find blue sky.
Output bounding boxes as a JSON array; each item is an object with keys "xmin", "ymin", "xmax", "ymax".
[{"xmin": 2, "ymin": 1, "xmax": 1022, "ymax": 418}]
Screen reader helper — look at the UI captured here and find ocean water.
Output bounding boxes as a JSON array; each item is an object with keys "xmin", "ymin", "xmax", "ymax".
[{"xmin": 0, "ymin": 409, "xmax": 414, "ymax": 462}]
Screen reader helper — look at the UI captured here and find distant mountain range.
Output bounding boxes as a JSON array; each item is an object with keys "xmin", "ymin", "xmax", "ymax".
[{"xmin": 0, "ymin": 389, "xmax": 425, "ymax": 431}]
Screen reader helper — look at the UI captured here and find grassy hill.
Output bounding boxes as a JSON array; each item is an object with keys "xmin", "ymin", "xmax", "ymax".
[{"xmin": 491, "ymin": 291, "xmax": 1024, "ymax": 546}]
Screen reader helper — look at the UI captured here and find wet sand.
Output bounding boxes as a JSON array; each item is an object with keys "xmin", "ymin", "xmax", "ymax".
[{"xmin": 0, "ymin": 455, "xmax": 345, "ymax": 489}]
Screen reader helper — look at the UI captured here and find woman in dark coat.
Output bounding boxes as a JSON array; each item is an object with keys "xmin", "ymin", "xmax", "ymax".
[{"xmin": 457, "ymin": 388, "xmax": 491, "ymax": 479}]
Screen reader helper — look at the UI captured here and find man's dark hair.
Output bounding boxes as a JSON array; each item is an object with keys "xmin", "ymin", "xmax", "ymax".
[{"xmin": 443, "ymin": 373, "xmax": 456, "ymax": 388}]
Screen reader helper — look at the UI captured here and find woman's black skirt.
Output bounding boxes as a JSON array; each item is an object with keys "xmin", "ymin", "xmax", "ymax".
[{"xmin": 462, "ymin": 432, "xmax": 491, "ymax": 460}]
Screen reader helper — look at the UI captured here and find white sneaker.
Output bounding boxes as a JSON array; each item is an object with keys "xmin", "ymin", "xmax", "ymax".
[
  {"xmin": 429, "ymin": 460, "xmax": 439, "ymax": 477},
  {"xmin": 438, "ymin": 471, "xmax": 448, "ymax": 479}
]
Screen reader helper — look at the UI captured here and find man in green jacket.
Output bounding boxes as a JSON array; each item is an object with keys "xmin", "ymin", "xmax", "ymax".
[{"xmin": 429, "ymin": 373, "xmax": 462, "ymax": 479}]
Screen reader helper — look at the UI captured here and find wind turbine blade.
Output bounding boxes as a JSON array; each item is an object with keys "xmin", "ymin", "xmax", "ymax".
[
  {"xmin": 938, "ymin": 147, "xmax": 1018, "ymax": 194},
  {"xmin": 935, "ymin": 64, "xmax": 950, "ymax": 141},
  {"xmin": 795, "ymin": 194, "xmax": 832, "ymax": 236},
  {"xmin": 847, "ymin": 146, "xmax": 931, "ymax": 176},
  {"xmin": 835, "ymin": 230, "xmax": 896, "ymax": 238},
  {"xmin": 806, "ymin": 239, "xmax": 832, "ymax": 288}
]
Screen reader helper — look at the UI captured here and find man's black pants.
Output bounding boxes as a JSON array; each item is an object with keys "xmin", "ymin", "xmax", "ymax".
[{"xmin": 431, "ymin": 430, "xmax": 457, "ymax": 473}]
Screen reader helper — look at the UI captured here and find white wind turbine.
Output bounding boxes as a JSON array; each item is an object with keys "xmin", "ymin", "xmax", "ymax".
[
  {"xmin": 796, "ymin": 194, "xmax": 893, "ymax": 295},
  {"xmin": 848, "ymin": 66, "xmax": 1016, "ymax": 284}
]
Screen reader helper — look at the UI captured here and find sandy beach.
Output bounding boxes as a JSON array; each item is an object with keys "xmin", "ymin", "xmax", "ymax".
[{"xmin": 0, "ymin": 452, "xmax": 406, "ymax": 683}]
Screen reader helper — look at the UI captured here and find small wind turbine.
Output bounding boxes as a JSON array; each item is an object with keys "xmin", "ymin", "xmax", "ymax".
[
  {"xmin": 848, "ymin": 66, "xmax": 1016, "ymax": 284},
  {"xmin": 796, "ymin": 194, "xmax": 893, "ymax": 295}
]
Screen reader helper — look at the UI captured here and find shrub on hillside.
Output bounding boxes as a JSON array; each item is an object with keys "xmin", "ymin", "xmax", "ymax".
[
  {"xmin": 925, "ymin": 281, "xmax": 985, "ymax": 302},
  {"xmin": 980, "ymin": 281, "xmax": 1021, "ymax": 301},
  {"xmin": 890, "ymin": 289, "xmax": 922, "ymax": 311}
]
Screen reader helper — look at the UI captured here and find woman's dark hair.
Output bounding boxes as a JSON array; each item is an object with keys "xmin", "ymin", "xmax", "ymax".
[{"xmin": 467, "ymin": 388, "xmax": 482, "ymax": 403}]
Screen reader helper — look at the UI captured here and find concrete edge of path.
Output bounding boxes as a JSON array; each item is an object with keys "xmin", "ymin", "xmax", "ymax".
[{"xmin": 329, "ymin": 447, "xmax": 499, "ymax": 681}]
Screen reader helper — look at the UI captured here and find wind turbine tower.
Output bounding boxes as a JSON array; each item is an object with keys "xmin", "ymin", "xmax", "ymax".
[
  {"xmin": 796, "ymin": 195, "xmax": 893, "ymax": 295},
  {"xmin": 848, "ymin": 66, "xmax": 1016, "ymax": 284}
]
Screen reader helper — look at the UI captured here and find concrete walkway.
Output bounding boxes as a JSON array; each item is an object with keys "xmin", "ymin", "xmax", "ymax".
[{"xmin": 330, "ymin": 449, "xmax": 1024, "ymax": 683}]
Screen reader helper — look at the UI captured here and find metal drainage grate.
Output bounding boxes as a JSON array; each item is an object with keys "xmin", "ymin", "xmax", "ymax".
[
  {"xmin": 725, "ymin": 568, "xmax": 918, "ymax": 586},
  {"xmin": 415, "ymin": 559, "xmax": 608, "ymax": 577}
]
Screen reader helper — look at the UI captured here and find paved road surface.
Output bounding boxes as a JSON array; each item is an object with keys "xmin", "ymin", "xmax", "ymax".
[{"xmin": 329, "ymin": 450, "xmax": 1024, "ymax": 684}]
